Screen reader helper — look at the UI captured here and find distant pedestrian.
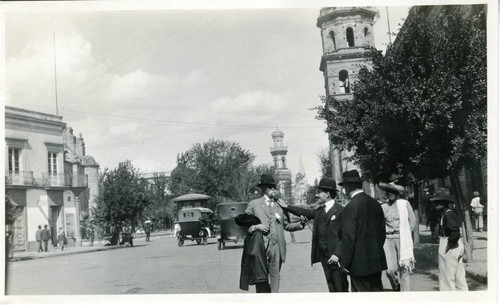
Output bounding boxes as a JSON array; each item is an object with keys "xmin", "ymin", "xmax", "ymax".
[
  {"xmin": 173, "ymin": 221, "xmax": 180, "ymax": 238},
  {"xmin": 144, "ymin": 220, "xmax": 152, "ymax": 242},
  {"xmin": 86, "ymin": 225, "xmax": 95, "ymax": 246},
  {"xmin": 36, "ymin": 225, "xmax": 43, "ymax": 252},
  {"xmin": 431, "ymin": 188, "xmax": 468, "ymax": 291},
  {"xmin": 40, "ymin": 224, "xmax": 51, "ymax": 252},
  {"xmin": 57, "ymin": 227, "xmax": 67, "ymax": 251},
  {"xmin": 334, "ymin": 170, "xmax": 387, "ymax": 292},
  {"xmin": 379, "ymin": 182, "xmax": 416, "ymax": 291},
  {"xmin": 470, "ymin": 191, "xmax": 484, "ymax": 232}
]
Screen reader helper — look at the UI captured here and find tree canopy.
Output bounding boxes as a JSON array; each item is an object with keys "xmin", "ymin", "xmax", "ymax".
[{"xmin": 316, "ymin": 7, "xmax": 486, "ymax": 184}]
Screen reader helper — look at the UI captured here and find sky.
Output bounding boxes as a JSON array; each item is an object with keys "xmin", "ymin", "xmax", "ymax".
[{"xmin": 4, "ymin": 5, "xmax": 410, "ymax": 184}]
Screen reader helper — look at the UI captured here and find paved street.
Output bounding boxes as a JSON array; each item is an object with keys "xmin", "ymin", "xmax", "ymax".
[{"xmin": 6, "ymin": 229, "xmax": 486, "ymax": 294}]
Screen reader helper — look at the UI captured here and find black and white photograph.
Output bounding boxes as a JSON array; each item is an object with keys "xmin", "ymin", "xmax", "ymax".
[{"xmin": 2, "ymin": 0, "xmax": 497, "ymax": 303}]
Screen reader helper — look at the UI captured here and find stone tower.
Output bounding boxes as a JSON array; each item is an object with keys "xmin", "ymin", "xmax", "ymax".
[
  {"xmin": 317, "ymin": 7, "xmax": 378, "ymax": 194},
  {"xmin": 270, "ymin": 128, "xmax": 292, "ymax": 203}
]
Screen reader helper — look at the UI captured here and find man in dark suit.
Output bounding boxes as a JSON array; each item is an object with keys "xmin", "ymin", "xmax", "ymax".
[
  {"xmin": 330, "ymin": 170, "xmax": 387, "ymax": 292},
  {"xmin": 276, "ymin": 177, "xmax": 348, "ymax": 292},
  {"xmin": 40, "ymin": 224, "xmax": 51, "ymax": 252},
  {"xmin": 245, "ymin": 174, "xmax": 305, "ymax": 293}
]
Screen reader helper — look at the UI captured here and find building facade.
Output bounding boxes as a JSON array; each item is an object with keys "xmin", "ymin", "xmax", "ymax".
[
  {"xmin": 5, "ymin": 106, "xmax": 99, "ymax": 251},
  {"xmin": 270, "ymin": 128, "xmax": 292, "ymax": 203},
  {"xmin": 317, "ymin": 7, "xmax": 379, "ymax": 197}
]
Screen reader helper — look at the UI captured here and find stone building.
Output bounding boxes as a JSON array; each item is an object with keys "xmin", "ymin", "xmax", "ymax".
[
  {"xmin": 317, "ymin": 7, "xmax": 379, "ymax": 198},
  {"xmin": 5, "ymin": 106, "xmax": 99, "ymax": 251},
  {"xmin": 270, "ymin": 128, "xmax": 292, "ymax": 203}
]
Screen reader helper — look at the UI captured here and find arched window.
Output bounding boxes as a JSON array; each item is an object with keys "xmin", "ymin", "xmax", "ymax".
[
  {"xmin": 282, "ymin": 157, "xmax": 286, "ymax": 169},
  {"xmin": 339, "ymin": 70, "xmax": 350, "ymax": 93},
  {"xmin": 364, "ymin": 27, "xmax": 369, "ymax": 37},
  {"xmin": 329, "ymin": 30, "xmax": 336, "ymax": 50},
  {"xmin": 346, "ymin": 27, "xmax": 355, "ymax": 47}
]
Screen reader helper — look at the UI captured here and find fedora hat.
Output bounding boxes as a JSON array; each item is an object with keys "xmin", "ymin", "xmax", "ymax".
[
  {"xmin": 315, "ymin": 177, "xmax": 338, "ymax": 192},
  {"xmin": 378, "ymin": 182, "xmax": 405, "ymax": 195},
  {"xmin": 430, "ymin": 188, "xmax": 455, "ymax": 203},
  {"xmin": 338, "ymin": 170, "xmax": 364, "ymax": 186},
  {"xmin": 257, "ymin": 174, "xmax": 277, "ymax": 188}
]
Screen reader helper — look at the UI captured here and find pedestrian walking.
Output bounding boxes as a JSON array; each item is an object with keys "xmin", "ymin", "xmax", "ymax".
[
  {"xmin": 173, "ymin": 221, "xmax": 180, "ymax": 239},
  {"xmin": 470, "ymin": 191, "xmax": 484, "ymax": 232},
  {"xmin": 144, "ymin": 220, "xmax": 152, "ymax": 242},
  {"xmin": 277, "ymin": 177, "xmax": 349, "ymax": 292},
  {"xmin": 431, "ymin": 188, "xmax": 468, "ymax": 291},
  {"xmin": 57, "ymin": 227, "xmax": 67, "ymax": 251},
  {"xmin": 86, "ymin": 225, "xmax": 95, "ymax": 246},
  {"xmin": 242, "ymin": 174, "xmax": 305, "ymax": 293},
  {"xmin": 40, "ymin": 224, "xmax": 51, "ymax": 252},
  {"xmin": 379, "ymin": 182, "xmax": 416, "ymax": 291},
  {"xmin": 36, "ymin": 225, "xmax": 43, "ymax": 252},
  {"xmin": 332, "ymin": 170, "xmax": 387, "ymax": 292}
]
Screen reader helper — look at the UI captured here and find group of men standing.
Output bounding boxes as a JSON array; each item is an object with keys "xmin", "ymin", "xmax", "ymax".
[
  {"xmin": 239, "ymin": 169, "xmax": 468, "ymax": 293},
  {"xmin": 239, "ymin": 170, "xmax": 387, "ymax": 293},
  {"xmin": 35, "ymin": 224, "xmax": 51, "ymax": 252}
]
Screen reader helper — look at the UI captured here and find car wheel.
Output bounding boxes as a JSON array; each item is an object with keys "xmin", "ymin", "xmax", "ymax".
[
  {"xmin": 202, "ymin": 236, "xmax": 208, "ymax": 246},
  {"xmin": 177, "ymin": 238, "xmax": 184, "ymax": 247}
]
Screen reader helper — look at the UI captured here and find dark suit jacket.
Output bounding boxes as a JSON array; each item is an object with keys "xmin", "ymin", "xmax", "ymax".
[
  {"xmin": 286, "ymin": 203, "xmax": 343, "ymax": 266},
  {"xmin": 245, "ymin": 196, "xmax": 303, "ymax": 262},
  {"xmin": 333, "ymin": 192, "xmax": 387, "ymax": 277}
]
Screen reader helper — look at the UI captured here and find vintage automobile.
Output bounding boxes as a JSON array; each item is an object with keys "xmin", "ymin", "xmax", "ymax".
[
  {"xmin": 177, "ymin": 207, "xmax": 215, "ymax": 246},
  {"xmin": 216, "ymin": 202, "xmax": 248, "ymax": 250}
]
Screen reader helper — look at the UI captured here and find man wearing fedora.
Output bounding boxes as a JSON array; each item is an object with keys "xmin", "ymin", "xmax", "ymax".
[
  {"xmin": 432, "ymin": 188, "xmax": 468, "ymax": 291},
  {"xmin": 244, "ymin": 174, "xmax": 305, "ymax": 293},
  {"xmin": 330, "ymin": 170, "xmax": 387, "ymax": 292},
  {"xmin": 276, "ymin": 177, "xmax": 348, "ymax": 292},
  {"xmin": 379, "ymin": 182, "xmax": 416, "ymax": 291}
]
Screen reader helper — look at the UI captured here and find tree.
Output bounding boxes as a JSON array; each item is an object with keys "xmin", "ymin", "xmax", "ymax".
[
  {"xmin": 168, "ymin": 139, "xmax": 256, "ymax": 209},
  {"xmin": 318, "ymin": 148, "xmax": 332, "ymax": 178},
  {"xmin": 144, "ymin": 172, "xmax": 174, "ymax": 230},
  {"xmin": 5, "ymin": 191, "xmax": 22, "ymax": 226},
  {"xmin": 92, "ymin": 160, "xmax": 151, "ymax": 245},
  {"xmin": 315, "ymin": 7, "xmax": 486, "ymax": 259}
]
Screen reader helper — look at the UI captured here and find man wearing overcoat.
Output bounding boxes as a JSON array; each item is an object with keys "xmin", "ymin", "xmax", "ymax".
[
  {"xmin": 330, "ymin": 170, "xmax": 387, "ymax": 292},
  {"xmin": 277, "ymin": 177, "xmax": 348, "ymax": 292},
  {"xmin": 245, "ymin": 174, "xmax": 304, "ymax": 293}
]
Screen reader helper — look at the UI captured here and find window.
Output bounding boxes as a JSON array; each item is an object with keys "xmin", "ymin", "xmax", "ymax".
[
  {"xmin": 364, "ymin": 27, "xmax": 369, "ymax": 37},
  {"xmin": 48, "ymin": 152, "xmax": 58, "ymax": 175},
  {"xmin": 339, "ymin": 70, "xmax": 350, "ymax": 93},
  {"xmin": 8, "ymin": 148, "xmax": 20, "ymax": 173},
  {"xmin": 329, "ymin": 30, "xmax": 336, "ymax": 50},
  {"xmin": 346, "ymin": 27, "xmax": 355, "ymax": 47}
]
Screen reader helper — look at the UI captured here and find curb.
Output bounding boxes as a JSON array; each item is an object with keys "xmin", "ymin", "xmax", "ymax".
[
  {"xmin": 8, "ymin": 245, "xmax": 126, "ymax": 262},
  {"xmin": 413, "ymin": 243, "xmax": 487, "ymax": 285}
]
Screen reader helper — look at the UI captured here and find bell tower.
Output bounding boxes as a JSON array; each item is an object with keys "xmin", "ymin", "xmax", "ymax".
[
  {"xmin": 270, "ymin": 128, "xmax": 292, "ymax": 203},
  {"xmin": 317, "ymin": 7, "xmax": 378, "ymax": 194}
]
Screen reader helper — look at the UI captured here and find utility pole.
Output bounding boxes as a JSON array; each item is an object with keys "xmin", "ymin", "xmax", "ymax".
[
  {"xmin": 53, "ymin": 32, "xmax": 59, "ymax": 115},
  {"xmin": 386, "ymin": 7, "xmax": 392, "ymax": 44}
]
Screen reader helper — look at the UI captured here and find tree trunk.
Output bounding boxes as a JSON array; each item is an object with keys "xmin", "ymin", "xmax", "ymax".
[
  {"xmin": 412, "ymin": 183, "xmax": 421, "ymax": 247},
  {"xmin": 450, "ymin": 175, "xmax": 474, "ymax": 262}
]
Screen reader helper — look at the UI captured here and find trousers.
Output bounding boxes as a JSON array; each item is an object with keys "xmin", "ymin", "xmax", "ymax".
[
  {"xmin": 350, "ymin": 272, "xmax": 383, "ymax": 292},
  {"xmin": 383, "ymin": 237, "xmax": 410, "ymax": 291},
  {"xmin": 256, "ymin": 240, "xmax": 281, "ymax": 293},
  {"xmin": 320, "ymin": 261, "xmax": 349, "ymax": 292},
  {"xmin": 37, "ymin": 240, "xmax": 43, "ymax": 252},
  {"xmin": 438, "ymin": 237, "xmax": 468, "ymax": 291},
  {"xmin": 474, "ymin": 212, "xmax": 484, "ymax": 230}
]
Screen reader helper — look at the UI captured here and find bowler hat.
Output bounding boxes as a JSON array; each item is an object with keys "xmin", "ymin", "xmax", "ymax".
[
  {"xmin": 430, "ymin": 188, "xmax": 455, "ymax": 203},
  {"xmin": 315, "ymin": 177, "xmax": 338, "ymax": 192},
  {"xmin": 378, "ymin": 182, "xmax": 405, "ymax": 195},
  {"xmin": 338, "ymin": 170, "xmax": 364, "ymax": 186},
  {"xmin": 257, "ymin": 174, "xmax": 277, "ymax": 188}
]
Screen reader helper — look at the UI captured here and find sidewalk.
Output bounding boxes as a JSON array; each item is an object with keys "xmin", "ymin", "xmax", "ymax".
[
  {"xmin": 8, "ymin": 230, "xmax": 173, "ymax": 262},
  {"xmin": 414, "ymin": 224, "xmax": 487, "ymax": 285}
]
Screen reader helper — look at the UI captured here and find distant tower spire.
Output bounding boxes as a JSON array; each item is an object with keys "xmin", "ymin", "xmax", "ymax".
[
  {"xmin": 298, "ymin": 155, "xmax": 305, "ymax": 174},
  {"xmin": 270, "ymin": 128, "xmax": 292, "ymax": 203}
]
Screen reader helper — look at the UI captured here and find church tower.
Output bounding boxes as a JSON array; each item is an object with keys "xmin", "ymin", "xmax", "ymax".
[
  {"xmin": 270, "ymin": 128, "xmax": 292, "ymax": 203},
  {"xmin": 317, "ymin": 7, "xmax": 378, "ymax": 192}
]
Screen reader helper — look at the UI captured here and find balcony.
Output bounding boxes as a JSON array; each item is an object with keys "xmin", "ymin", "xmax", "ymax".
[
  {"xmin": 41, "ymin": 173, "xmax": 70, "ymax": 187},
  {"xmin": 5, "ymin": 171, "xmax": 35, "ymax": 186}
]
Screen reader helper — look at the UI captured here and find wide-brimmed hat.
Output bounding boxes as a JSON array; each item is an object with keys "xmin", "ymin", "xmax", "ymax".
[
  {"xmin": 315, "ymin": 177, "xmax": 338, "ymax": 192},
  {"xmin": 338, "ymin": 170, "xmax": 364, "ymax": 186},
  {"xmin": 378, "ymin": 182, "xmax": 405, "ymax": 195},
  {"xmin": 257, "ymin": 174, "xmax": 277, "ymax": 188},
  {"xmin": 430, "ymin": 188, "xmax": 455, "ymax": 204}
]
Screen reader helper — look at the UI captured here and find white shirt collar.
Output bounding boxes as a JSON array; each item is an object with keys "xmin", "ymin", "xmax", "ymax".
[
  {"xmin": 349, "ymin": 189, "xmax": 364, "ymax": 199},
  {"xmin": 324, "ymin": 199, "xmax": 335, "ymax": 213}
]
